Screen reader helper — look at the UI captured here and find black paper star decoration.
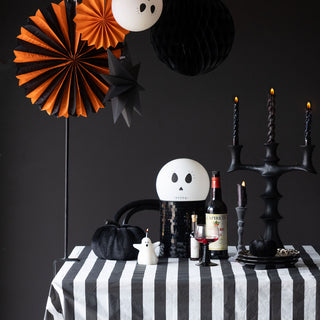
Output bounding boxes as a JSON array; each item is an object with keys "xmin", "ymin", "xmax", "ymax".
[{"xmin": 103, "ymin": 48, "xmax": 144, "ymax": 127}]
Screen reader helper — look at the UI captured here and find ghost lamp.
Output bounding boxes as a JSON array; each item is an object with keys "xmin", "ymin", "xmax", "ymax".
[{"xmin": 156, "ymin": 158, "xmax": 210, "ymax": 258}]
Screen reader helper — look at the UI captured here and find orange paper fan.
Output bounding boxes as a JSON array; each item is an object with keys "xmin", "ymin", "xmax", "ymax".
[
  {"xmin": 74, "ymin": 0, "xmax": 129, "ymax": 50},
  {"xmin": 14, "ymin": 0, "xmax": 121, "ymax": 118}
]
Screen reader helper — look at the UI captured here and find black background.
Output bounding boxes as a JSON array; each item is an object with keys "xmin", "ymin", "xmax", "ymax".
[{"xmin": 1, "ymin": 0, "xmax": 320, "ymax": 318}]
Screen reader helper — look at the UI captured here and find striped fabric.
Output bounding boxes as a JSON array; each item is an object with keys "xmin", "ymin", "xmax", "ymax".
[{"xmin": 44, "ymin": 245, "xmax": 320, "ymax": 320}]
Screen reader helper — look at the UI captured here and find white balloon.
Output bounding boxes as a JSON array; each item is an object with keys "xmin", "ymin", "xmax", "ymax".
[
  {"xmin": 156, "ymin": 158, "xmax": 210, "ymax": 202},
  {"xmin": 112, "ymin": 0, "xmax": 163, "ymax": 32}
]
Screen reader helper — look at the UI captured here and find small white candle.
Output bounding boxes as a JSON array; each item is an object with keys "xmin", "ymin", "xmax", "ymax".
[{"xmin": 133, "ymin": 228, "xmax": 160, "ymax": 265}]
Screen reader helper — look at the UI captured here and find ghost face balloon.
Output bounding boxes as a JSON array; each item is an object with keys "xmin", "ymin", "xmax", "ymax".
[
  {"xmin": 112, "ymin": 0, "xmax": 163, "ymax": 32},
  {"xmin": 156, "ymin": 158, "xmax": 210, "ymax": 202}
]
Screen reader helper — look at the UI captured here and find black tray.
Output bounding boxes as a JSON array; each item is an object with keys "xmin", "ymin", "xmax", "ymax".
[{"xmin": 236, "ymin": 249, "xmax": 300, "ymax": 270}]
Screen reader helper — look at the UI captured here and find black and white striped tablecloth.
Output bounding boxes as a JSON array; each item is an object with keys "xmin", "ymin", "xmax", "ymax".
[{"xmin": 44, "ymin": 245, "xmax": 320, "ymax": 320}]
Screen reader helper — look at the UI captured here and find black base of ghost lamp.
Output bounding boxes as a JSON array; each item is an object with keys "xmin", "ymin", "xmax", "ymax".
[{"xmin": 159, "ymin": 200, "xmax": 206, "ymax": 258}]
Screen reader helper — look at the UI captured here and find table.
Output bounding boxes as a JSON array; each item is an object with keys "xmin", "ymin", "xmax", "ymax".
[{"xmin": 44, "ymin": 245, "xmax": 320, "ymax": 320}]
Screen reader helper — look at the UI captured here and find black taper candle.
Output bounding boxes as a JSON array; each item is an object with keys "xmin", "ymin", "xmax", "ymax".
[
  {"xmin": 267, "ymin": 88, "xmax": 276, "ymax": 144},
  {"xmin": 233, "ymin": 96, "xmax": 239, "ymax": 145},
  {"xmin": 305, "ymin": 102, "xmax": 312, "ymax": 145},
  {"xmin": 237, "ymin": 181, "xmax": 247, "ymax": 207}
]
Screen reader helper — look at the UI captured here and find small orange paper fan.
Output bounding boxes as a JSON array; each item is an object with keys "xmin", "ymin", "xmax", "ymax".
[{"xmin": 74, "ymin": 0, "xmax": 129, "ymax": 50}]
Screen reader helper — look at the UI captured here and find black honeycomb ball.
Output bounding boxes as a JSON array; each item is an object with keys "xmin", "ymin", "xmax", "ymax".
[{"xmin": 150, "ymin": 0, "xmax": 235, "ymax": 76}]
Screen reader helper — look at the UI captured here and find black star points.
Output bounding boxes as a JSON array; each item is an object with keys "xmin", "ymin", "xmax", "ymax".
[{"xmin": 103, "ymin": 48, "xmax": 144, "ymax": 127}]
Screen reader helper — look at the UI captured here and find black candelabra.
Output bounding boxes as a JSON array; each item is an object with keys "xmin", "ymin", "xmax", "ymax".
[{"xmin": 228, "ymin": 90, "xmax": 316, "ymax": 248}]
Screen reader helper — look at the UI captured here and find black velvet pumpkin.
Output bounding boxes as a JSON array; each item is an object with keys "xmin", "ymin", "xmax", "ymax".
[
  {"xmin": 91, "ymin": 221, "xmax": 145, "ymax": 260},
  {"xmin": 249, "ymin": 239, "xmax": 278, "ymax": 257}
]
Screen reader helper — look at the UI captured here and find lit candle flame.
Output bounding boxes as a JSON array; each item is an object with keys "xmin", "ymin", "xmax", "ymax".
[
  {"xmin": 270, "ymin": 88, "xmax": 275, "ymax": 95},
  {"xmin": 234, "ymin": 96, "xmax": 239, "ymax": 103},
  {"xmin": 241, "ymin": 181, "xmax": 245, "ymax": 187},
  {"xmin": 146, "ymin": 228, "xmax": 149, "ymax": 237},
  {"xmin": 307, "ymin": 102, "xmax": 311, "ymax": 110}
]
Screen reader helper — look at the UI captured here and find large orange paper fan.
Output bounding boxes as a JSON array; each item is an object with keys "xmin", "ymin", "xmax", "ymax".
[
  {"xmin": 14, "ymin": 0, "xmax": 121, "ymax": 118},
  {"xmin": 74, "ymin": 0, "xmax": 129, "ymax": 50}
]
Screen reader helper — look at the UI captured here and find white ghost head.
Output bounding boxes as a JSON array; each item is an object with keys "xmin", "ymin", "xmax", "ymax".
[
  {"xmin": 156, "ymin": 158, "xmax": 210, "ymax": 202},
  {"xmin": 142, "ymin": 237, "xmax": 152, "ymax": 247},
  {"xmin": 112, "ymin": 0, "xmax": 163, "ymax": 32}
]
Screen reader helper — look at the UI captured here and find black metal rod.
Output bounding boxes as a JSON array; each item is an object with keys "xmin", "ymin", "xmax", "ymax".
[
  {"xmin": 64, "ymin": 117, "xmax": 69, "ymax": 260},
  {"xmin": 53, "ymin": 0, "xmax": 79, "ymax": 276},
  {"xmin": 53, "ymin": 117, "xmax": 79, "ymax": 276}
]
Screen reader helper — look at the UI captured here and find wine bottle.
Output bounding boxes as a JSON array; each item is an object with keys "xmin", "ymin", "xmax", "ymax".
[
  {"xmin": 190, "ymin": 214, "xmax": 200, "ymax": 260},
  {"xmin": 206, "ymin": 171, "xmax": 228, "ymax": 259}
]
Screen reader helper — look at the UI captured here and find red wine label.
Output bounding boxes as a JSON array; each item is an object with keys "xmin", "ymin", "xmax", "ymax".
[
  {"xmin": 206, "ymin": 213, "xmax": 227, "ymax": 251},
  {"xmin": 212, "ymin": 177, "xmax": 220, "ymax": 189}
]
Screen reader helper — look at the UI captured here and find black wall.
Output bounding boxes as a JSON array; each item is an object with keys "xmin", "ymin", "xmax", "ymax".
[{"xmin": 1, "ymin": 0, "xmax": 320, "ymax": 318}]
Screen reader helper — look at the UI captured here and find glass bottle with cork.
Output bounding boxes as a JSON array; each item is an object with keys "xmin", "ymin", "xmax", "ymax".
[
  {"xmin": 206, "ymin": 171, "xmax": 228, "ymax": 259},
  {"xmin": 190, "ymin": 214, "xmax": 200, "ymax": 260}
]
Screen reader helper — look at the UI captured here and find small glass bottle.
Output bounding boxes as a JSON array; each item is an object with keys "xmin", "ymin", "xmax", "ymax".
[{"xmin": 190, "ymin": 214, "xmax": 200, "ymax": 260}]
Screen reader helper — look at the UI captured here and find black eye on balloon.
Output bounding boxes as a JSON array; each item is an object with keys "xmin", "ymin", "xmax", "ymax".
[
  {"xmin": 172, "ymin": 173, "xmax": 178, "ymax": 183},
  {"xmin": 150, "ymin": 5, "xmax": 155, "ymax": 13},
  {"xmin": 185, "ymin": 174, "xmax": 192, "ymax": 183},
  {"xmin": 140, "ymin": 3, "xmax": 146, "ymax": 12}
]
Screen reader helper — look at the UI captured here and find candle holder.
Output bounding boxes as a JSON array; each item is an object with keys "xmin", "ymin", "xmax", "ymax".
[
  {"xmin": 229, "ymin": 91, "xmax": 316, "ymax": 250},
  {"xmin": 228, "ymin": 141, "xmax": 316, "ymax": 249},
  {"xmin": 235, "ymin": 206, "xmax": 247, "ymax": 254}
]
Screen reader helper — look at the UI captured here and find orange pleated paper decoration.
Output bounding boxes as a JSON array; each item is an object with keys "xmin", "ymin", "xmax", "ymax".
[
  {"xmin": 13, "ymin": 0, "xmax": 121, "ymax": 118},
  {"xmin": 74, "ymin": 0, "xmax": 129, "ymax": 50}
]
